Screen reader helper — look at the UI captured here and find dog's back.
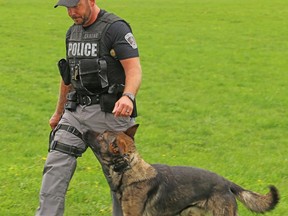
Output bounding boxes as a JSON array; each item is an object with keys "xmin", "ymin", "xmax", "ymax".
[
  {"xmin": 142, "ymin": 164, "xmax": 231, "ymax": 215},
  {"xmin": 142, "ymin": 164, "xmax": 278, "ymax": 215}
]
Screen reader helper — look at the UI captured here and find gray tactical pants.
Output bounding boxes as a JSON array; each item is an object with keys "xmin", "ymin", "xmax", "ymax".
[{"xmin": 35, "ymin": 104, "xmax": 134, "ymax": 216}]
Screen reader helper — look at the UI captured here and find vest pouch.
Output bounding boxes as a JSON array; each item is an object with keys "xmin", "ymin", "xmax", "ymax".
[{"xmin": 79, "ymin": 58, "xmax": 108, "ymax": 94}]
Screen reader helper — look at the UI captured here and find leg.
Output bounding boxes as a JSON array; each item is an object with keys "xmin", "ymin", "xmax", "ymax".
[
  {"xmin": 112, "ymin": 191, "xmax": 123, "ymax": 216},
  {"xmin": 180, "ymin": 207, "xmax": 207, "ymax": 216},
  {"xmin": 35, "ymin": 151, "xmax": 77, "ymax": 216},
  {"xmin": 36, "ymin": 111, "xmax": 85, "ymax": 216},
  {"xmin": 83, "ymin": 105, "xmax": 135, "ymax": 216},
  {"xmin": 208, "ymin": 194, "xmax": 238, "ymax": 216}
]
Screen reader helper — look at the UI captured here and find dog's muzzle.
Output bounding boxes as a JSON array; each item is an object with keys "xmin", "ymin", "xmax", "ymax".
[{"xmin": 111, "ymin": 154, "xmax": 131, "ymax": 172}]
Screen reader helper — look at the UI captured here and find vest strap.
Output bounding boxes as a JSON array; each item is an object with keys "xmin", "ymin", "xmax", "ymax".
[{"xmin": 98, "ymin": 59, "xmax": 108, "ymax": 88}]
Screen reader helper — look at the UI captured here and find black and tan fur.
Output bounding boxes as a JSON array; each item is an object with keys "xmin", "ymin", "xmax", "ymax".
[{"xmin": 84, "ymin": 125, "xmax": 279, "ymax": 216}]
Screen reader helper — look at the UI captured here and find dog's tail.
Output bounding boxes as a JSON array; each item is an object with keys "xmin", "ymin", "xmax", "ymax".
[{"xmin": 230, "ymin": 183, "xmax": 279, "ymax": 213}]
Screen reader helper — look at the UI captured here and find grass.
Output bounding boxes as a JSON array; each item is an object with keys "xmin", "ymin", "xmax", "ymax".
[{"xmin": 0, "ymin": 0, "xmax": 287, "ymax": 215}]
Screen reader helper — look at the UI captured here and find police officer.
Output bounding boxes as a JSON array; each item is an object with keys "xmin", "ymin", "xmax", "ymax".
[{"xmin": 35, "ymin": 0, "xmax": 142, "ymax": 215}]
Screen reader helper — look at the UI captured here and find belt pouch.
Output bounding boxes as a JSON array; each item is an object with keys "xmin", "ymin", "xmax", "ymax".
[
  {"xmin": 65, "ymin": 91, "xmax": 77, "ymax": 111},
  {"xmin": 100, "ymin": 93, "xmax": 138, "ymax": 117},
  {"xmin": 100, "ymin": 94, "xmax": 118, "ymax": 113}
]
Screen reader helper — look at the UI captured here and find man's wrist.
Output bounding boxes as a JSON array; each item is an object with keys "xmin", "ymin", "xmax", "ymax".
[{"xmin": 122, "ymin": 92, "xmax": 135, "ymax": 102}]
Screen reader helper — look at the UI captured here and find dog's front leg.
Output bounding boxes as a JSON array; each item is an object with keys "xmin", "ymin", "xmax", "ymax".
[{"xmin": 121, "ymin": 185, "xmax": 149, "ymax": 216}]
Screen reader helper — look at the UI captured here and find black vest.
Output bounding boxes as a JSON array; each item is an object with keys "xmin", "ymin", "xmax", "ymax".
[{"xmin": 66, "ymin": 12, "xmax": 127, "ymax": 95}]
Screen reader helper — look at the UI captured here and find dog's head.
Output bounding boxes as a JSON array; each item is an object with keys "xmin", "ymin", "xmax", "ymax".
[{"xmin": 83, "ymin": 124, "xmax": 139, "ymax": 172}]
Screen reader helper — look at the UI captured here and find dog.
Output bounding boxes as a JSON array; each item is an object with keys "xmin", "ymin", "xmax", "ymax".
[{"xmin": 83, "ymin": 124, "xmax": 279, "ymax": 216}]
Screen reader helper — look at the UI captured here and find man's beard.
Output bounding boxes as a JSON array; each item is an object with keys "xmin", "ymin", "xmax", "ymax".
[{"xmin": 73, "ymin": 9, "xmax": 92, "ymax": 26}]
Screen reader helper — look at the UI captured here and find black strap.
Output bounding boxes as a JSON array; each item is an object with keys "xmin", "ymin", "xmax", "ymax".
[
  {"xmin": 98, "ymin": 59, "xmax": 108, "ymax": 88},
  {"xmin": 55, "ymin": 124, "xmax": 83, "ymax": 140},
  {"xmin": 51, "ymin": 141, "xmax": 83, "ymax": 157},
  {"xmin": 48, "ymin": 124, "xmax": 84, "ymax": 157}
]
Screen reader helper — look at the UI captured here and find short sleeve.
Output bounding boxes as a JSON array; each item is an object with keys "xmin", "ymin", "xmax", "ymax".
[{"xmin": 105, "ymin": 21, "xmax": 139, "ymax": 60}]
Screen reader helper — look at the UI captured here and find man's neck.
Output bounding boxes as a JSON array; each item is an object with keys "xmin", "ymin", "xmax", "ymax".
[{"xmin": 83, "ymin": 6, "xmax": 100, "ymax": 27}]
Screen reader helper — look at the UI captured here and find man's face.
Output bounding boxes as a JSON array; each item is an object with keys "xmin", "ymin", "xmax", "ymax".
[{"xmin": 67, "ymin": 0, "xmax": 92, "ymax": 26}]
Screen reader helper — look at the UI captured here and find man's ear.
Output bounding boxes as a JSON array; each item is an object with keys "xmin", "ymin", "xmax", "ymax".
[
  {"xmin": 89, "ymin": 0, "xmax": 95, "ymax": 7},
  {"xmin": 124, "ymin": 124, "xmax": 139, "ymax": 139}
]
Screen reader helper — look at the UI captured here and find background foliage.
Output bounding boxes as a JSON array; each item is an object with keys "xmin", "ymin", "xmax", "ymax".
[{"xmin": 0, "ymin": 0, "xmax": 287, "ymax": 215}]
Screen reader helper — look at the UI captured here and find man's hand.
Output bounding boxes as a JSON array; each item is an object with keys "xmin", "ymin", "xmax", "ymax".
[
  {"xmin": 112, "ymin": 96, "xmax": 133, "ymax": 117},
  {"xmin": 49, "ymin": 80, "xmax": 70, "ymax": 129},
  {"xmin": 49, "ymin": 112, "xmax": 62, "ymax": 129}
]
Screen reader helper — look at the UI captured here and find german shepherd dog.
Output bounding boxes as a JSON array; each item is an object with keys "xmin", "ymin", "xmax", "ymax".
[{"xmin": 83, "ymin": 125, "xmax": 279, "ymax": 216}]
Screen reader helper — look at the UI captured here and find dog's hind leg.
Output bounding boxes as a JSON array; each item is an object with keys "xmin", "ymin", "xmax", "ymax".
[
  {"xmin": 179, "ymin": 206, "xmax": 207, "ymax": 216},
  {"xmin": 208, "ymin": 194, "xmax": 238, "ymax": 216}
]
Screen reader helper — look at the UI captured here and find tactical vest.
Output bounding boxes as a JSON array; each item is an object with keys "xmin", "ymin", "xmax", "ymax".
[{"xmin": 66, "ymin": 12, "xmax": 127, "ymax": 95}]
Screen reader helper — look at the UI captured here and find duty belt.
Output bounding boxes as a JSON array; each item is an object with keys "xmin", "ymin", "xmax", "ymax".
[{"xmin": 77, "ymin": 94, "xmax": 100, "ymax": 105}]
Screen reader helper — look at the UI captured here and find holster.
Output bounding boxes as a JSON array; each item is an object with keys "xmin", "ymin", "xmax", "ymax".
[{"xmin": 58, "ymin": 58, "xmax": 71, "ymax": 85}]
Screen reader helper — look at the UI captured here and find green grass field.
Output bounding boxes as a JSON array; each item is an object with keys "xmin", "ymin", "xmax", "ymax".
[{"xmin": 0, "ymin": 0, "xmax": 287, "ymax": 215}]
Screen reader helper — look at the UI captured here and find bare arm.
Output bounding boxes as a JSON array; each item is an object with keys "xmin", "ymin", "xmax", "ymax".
[
  {"xmin": 49, "ymin": 80, "xmax": 72, "ymax": 129},
  {"xmin": 112, "ymin": 57, "xmax": 142, "ymax": 117}
]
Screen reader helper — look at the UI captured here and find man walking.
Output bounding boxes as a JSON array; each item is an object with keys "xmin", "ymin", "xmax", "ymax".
[{"xmin": 35, "ymin": 0, "xmax": 142, "ymax": 215}]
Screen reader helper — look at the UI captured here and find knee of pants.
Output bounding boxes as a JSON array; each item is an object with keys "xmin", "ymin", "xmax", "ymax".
[{"xmin": 41, "ymin": 150, "xmax": 77, "ymax": 198}]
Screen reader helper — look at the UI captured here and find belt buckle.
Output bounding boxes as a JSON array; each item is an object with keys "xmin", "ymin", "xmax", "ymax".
[{"xmin": 84, "ymin": 95, "xmax": 92, "ymax": 105}]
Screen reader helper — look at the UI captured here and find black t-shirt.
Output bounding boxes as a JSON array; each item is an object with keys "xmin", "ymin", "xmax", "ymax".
[
  {"xmin": 105, "ymin": 20, "xmax": 139, "ymax": 60},
  {"xmin": 66, "ymin": 10, "xmax": 139, "ymax": 60}
]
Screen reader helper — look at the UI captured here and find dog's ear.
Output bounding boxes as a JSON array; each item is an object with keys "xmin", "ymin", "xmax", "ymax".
[{"xmin": 124, "ymin": 124, "xmax": 139, "ymax": 139}]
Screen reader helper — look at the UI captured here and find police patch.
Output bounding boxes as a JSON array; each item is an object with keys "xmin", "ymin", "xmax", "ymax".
[
  {"xmin": 68, "ymin": 42, "xmax": 98, "ymax": 57},
  {"xmin": 125, "ymin": 33, "xmax": 137, "ymax": 49}
]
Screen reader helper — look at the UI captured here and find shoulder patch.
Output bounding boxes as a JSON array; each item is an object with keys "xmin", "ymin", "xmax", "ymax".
[{"xmin": 124, "ymin": 33, "xmax": 137, "ymax": 49}]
